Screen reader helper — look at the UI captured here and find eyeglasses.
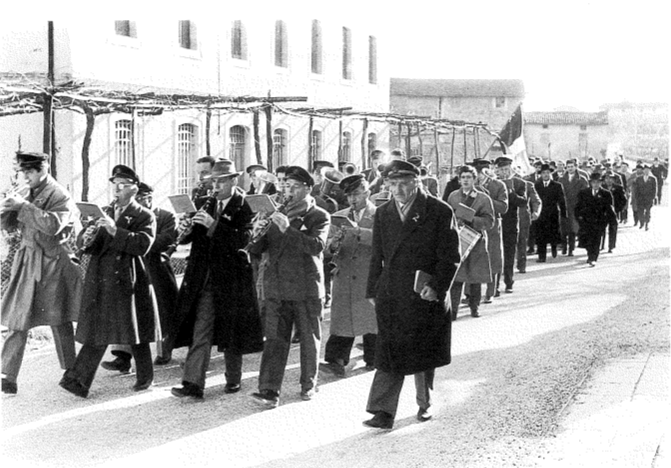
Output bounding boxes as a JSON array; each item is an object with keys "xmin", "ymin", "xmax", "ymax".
[{"xmin": 111, "ymin": 181, "xmax": 135, "ymax": 189}]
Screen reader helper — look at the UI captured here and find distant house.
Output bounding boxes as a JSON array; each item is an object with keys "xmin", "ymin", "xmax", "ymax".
[
  {"xmin": 524, "ymin": 111, "xmax": 609, "ymax": 161},
  {"xmin": 600, "ymin": 102, "xmax": 668, "ymax": 162}
]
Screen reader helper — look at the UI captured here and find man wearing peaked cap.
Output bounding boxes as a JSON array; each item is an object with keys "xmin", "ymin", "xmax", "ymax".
[
  {"xmin": 285, "ymin": 165, "xmax": 315, "ymax": 187},
  {"xmin": 380, "ymin": 159, "xmax": 420, "ymax": 178},
  {"xmin": 109, "ymin": 164, "xmax": 140, "ymax": 184}
]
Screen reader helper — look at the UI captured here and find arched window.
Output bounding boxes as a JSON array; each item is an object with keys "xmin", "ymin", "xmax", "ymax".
[
  {"xmin": 311, "ymin": 20, "xmax": 322, "ymax": 74},
  {"xmin": 274, "ymin": 20, "xmax": 288, "ymax": 67},
  {"xmin": 273, "ymin": 128, "xmax": 288, "ymax": 168},
  {"xmin": 114, "ymin": 119, "xmax": 133, "ymax": 167},
  {"xmin": 341, "ymin": 131, "xmax": 352, "ymax": 162},
  {"xmin": 229, "ymin": 125, "xmax": 247, "ymax": 172},
  {"xmin": 342, "ymin": 27, "xmax": 352, "ymax": 80},
  {"xmin": 231, "ymin": 20, "xmax": 247, "ymax": 60},
  {"xmin": 177, "ymin": 123, "xmax": 198, "ymax": 195},
  {"xmin": 311, "ymin": 129, "xmax": 322, "ymax": 160}
]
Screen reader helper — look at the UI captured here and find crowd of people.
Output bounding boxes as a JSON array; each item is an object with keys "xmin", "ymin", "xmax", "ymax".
[{"xmin": 0, "ymin": 146, "xmax": 666, "ymax": 430}]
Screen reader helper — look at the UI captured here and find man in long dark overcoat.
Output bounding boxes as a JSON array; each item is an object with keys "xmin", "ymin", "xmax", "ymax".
[
  {"xmin": 534, "ymin": 164, "xmax": 567, "ymax": 262},
  {"xmin": 575, "ymin": 172, "xmax": 615, "ymax": 266},
  {"xmin": 60, "ymin": 165, "xmax": 156, "ymax": 398},
  {"xmin": 170, "ymin": 160, "xmax": 263, "ymax": 399},
  {"xmin": 558, "ymin": 159, "xmax": 588, "ymax": 256},
  {"xmin": 363, "ymin": 160, "xmax": 460, "ymax": 430},
  {"xmin": 631, "ymin": 165, "xmax": 658, "ymax": 230}
]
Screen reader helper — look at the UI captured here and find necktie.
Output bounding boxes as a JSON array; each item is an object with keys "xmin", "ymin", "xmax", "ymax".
[{"xmin": 115, "ymin": 205, "xmax": 123, "ymax": 221}]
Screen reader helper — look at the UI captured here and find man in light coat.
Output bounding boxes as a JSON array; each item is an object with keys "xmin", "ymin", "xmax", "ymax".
[
  {"xmin": 1, "ymin": 152, "xmax": 81, "ymax": 395},
  {"xmin": 557, "ymin": 159, "xmax": 588, "ymax": 256}
]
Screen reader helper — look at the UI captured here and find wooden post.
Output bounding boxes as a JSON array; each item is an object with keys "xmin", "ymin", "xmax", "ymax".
[
  {"xmin": 397, "ymin": 122, "xmax": 403, "ymax": 149},
  {"xmin": 130, "ymin": 107, "xmax": 137, "ymax": 170},
  {"xmin": 81, "ymin": 104, "xmax": 95, "ymax": 202},
  {"xmin": 361, "ymin": 118, "xmax": 368, "ymax": 170},
  {"xmin": 433, "ymin": 126, "xmax": 440, "ymax": 171},
  {"xmin": 264, "ymin": 105, "xmax": 273, "ymax": 172},
  {"xmin": 450, "ymin": 127, "xmax": 456, "ymax": 171},
  {"xmin": 405, "ymin": 122, "xmax": 412, "ymax": 157},
  {"xmin": 463, "ymin": 127, "xmax": 468, "ymax": 164},
  {"xmin": 307, "ymin": 115, "xmax": 314, "ymax": 171},
  {"xmin": 42, "ymin": 94, "xmax": 53, "ymax": 160},
  {"xmin": 253, "ymin": 108, "xmax": 263, "ymax": 165},
  {"xmin": 45, "ymin": 20, "xmax": 56, "ymax": 177},
  {"xmin": 205, "ymin": 104, "xmax": 212, "ymax": 156},
  {"xmin": 418, "ymin": 124, "xmax": 424, "ymax": 156},
  {"xmin": 338, "ymin": 117, "xmax": 343, "ymax": 162}
]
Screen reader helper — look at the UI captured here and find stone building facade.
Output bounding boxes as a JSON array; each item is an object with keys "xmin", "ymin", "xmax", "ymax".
[{"xmin": 600, "ymin": 101, "xmax": 668, "ymax": 162}]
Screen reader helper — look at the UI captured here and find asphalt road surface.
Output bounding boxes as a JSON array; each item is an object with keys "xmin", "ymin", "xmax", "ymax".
[{"xmin": 2, "ymin": 200, "xmax": 669, "ymax": 468}]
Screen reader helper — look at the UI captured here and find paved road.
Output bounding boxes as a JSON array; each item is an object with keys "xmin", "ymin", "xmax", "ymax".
[{"xmin": 2, "ymin": 200, "xmax": 669, "ymax": 467}]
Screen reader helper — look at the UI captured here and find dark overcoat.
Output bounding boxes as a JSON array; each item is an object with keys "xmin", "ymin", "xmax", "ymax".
[
  {"xmin": 478, "ymin": 177, "xmax": 508, "ymax": 274},
  {"xmin": 171, "ymin": 190, "xmax": 263, "ymax": 354},
  {"xmin": 146, "ymin": 207, "xmax": 178, "ymax": 333},
  {"xmin": 534, "ymin": 179, "xmax": 567, "ymax": 245},
  {"xmin": 366, "ymin": 190, "xmax": 460, "ymax": 376},
  {"xmin": 75, "ymin": 200, "xmax": 156, "ymax": 345},
  {"xmin": 575, "ymin": 188, "xmax": 614, "ymax": 247},
  {"xmin": 632, "ymin": 175, "xmax": 657, "ymax": 208},
  {"xmin": 558, "ymin": 172, "xmax": 588, "ymax": 234},
  {"xmin": 500, "ymin": 177, "xmax": 527, "ymax": 235}
]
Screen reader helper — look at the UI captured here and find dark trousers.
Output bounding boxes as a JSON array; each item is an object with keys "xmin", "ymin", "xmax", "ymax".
[
  {"xmin": 537, "ymin": 241, "xmax": 558, "ymax": 261},
  {"xmin": 450, "ymin": 282, "xmax": 481, "ymax": 317},
  {"xmin": 601, "ymin": 219, "xmax": 618, "ymax": 251},
  {"xmin": 527, "ymin": 222, "xmax": 537, "ymax": 252},
  {"xmin": 65, "ymin": 342, "xmax": 153, "ymax": 390},
  {"xmin": 517, "ymin": 220, "xmax": 530, "ymax": 271},
  {"xmin": 325, "ymin": 333, "xmax": 376, "ymax": 367},
  {"xmin": 258, "ymin": 298, "xmax": 322, "ymax": 393},
  {"xmin": 636, "ymin": 205, "xmax": 652, "ymax": 226},
  {"xmin": 2, "ymin": 323, "xmax": 76, "ymax": 383},
  {"xmin": 562, "ymin": 232, "xmax": 576, "ymax": 254},
  {"xmin": 366, "ymin": 369, "xmax": 433, "ymax": 418},
  {"xmin": 501, "ymin": 229, "xmax": 518, "ymax": 289},
  {"xmin": 658, "ymin": 183, "xmax": 664, "ymax": 203},
  {"xmin": 181, "ymin": 287, "xmax": 242, "ymax": 389},
  {"xmin": 583, "ymin": 234, "xmax": 601, "ymax": 262}
]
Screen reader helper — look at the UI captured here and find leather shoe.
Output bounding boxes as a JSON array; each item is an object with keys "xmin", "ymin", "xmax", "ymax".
[
  {"xmin": 536, "ymin": 258, "xmax": 546, "ymax": 263},
  {"xmin": 171, "ymin": 382, "xmax": 204, "ymax": 399},
  {"xmin": 483, "ymin": 296, "xmax": 492, "ymax": 304},
  {"xmin": 505, "ymin": 287, "xmax": 513, "ymax": 293},
  {"xmin": 470, "ymin": 310, "xmax": 480, "ymax": 318},
  {"xmin": 2, "ymin": 378, "xmax": 17, "ymax": 394},
  {"xmin": 494, "ymin": 290, "xmax": 501, "ymax": 298},
  {"xmin": 363, "ymin": 411, "xmax": 394, "ymax": 429},
  {"xmin": 133, "ymin": 380, "xmax": 153, "ymax": 392},
  {"xmin": 417, "ymin": 407, "xmax": 433, "ymax": 422},
  {"xmin": 224, "ymin": 383, "xmax": 241, "ymax": 394},
  {"xmin": 300, "ymin": 388, "xmax": 315, "ymax": 401},
  {"xmin": 551, "ymin": 247, "xmax": 557, "ymax": 258},
  {"xmin": 101, "ymin": 357, "xmax": 131, "ymax": 374},
  {"xmin": 153, "ymin": 355, "xmax": 172, "ymax": 366},
  {"xmin": 319, "ymin": 361, "xmax": 346, "ymax": 377},
  {"xmin": 59, "ymin": 376, "xmax": 89, "ymax": 398},
  {"xmin": 364, "ymin": 363, "xmax": 375, "ymax": 371},
  {"xmin": 251, "ymin": 389, "xmax": 280, "ymax": 409},
  {"xmin": 517, "ymin": 269, "xmax": 526, "ymax": 274}
]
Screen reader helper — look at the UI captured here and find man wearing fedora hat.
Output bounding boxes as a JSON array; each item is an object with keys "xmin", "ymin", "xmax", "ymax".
[
  {"xmin": 363, "ymin": 160, "xmax": 460, "ymax": 429},
  {"xmin": 168, "ymin": 160, "xmax": 263, "ymax": 399},
  {"xmin": 575, "ymin": 172, "xmax": 615, "ymax": 266},
  {"xmin": 60, "ymin": 164, "xmax": 157, "ymax": 398},
  {"xmin": 2, "ymin": 152, "xmax": 81, "ymax": 395},
  {"xmin": 534, "ymin": 163, "xmax": 567, "ymax": 262}
]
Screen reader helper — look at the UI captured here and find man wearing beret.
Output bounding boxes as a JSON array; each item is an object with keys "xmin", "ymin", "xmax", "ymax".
[
  {"xmin": 250, "ymin": 166, "xmax": 330, "ymax": 408},
  {"xmin": 100, "ymin": 182, "xmax": 179, "ymax": 371},
  {"xmin": 493, "ymin": 151, "xmax": 527, "ymax": 293},
  {"xmin": 363, "ymin": 160, "xmax": 460, "ymax": 429},
  {"xmin": 575, "ymin": 172, "xmax": 615, "ymax": 266},
  {"xmin": 1, "ymin": 152, "xmax": 81, "ymax": 395},
  {"xmin": 558, "ymin": 159, "xmax": 588, "ymax": 257},
  {"xmin": 60, "ymin": 165, "xmax": 156, "ymax": 398},
  {"xmin": 600, "ymin": 172, "xmax": 626, "ymax": 253},
  {"xmin": 534, "ymin": 164, "xmax": 567, "ymax": 262},
  {"xmin": 320, "ymin": 174, "xmax": 377, "ymax": 377}
]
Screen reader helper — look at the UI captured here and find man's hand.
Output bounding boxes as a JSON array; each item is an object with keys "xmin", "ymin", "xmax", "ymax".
[
  {"xmin": 368, "ymin": 298, "xmax": 376, "ymax": 306},
  {"xmin": 531, "ymin": 212, "xmax": 539, "ymax": 221},
  {"xmin": 270, "ymin": 211, "xmax": 290, "ymax": 233},
  {"xmin": 0, "ymin": 194, "xmax": 27, "ymax": 212},
  {"xmin": 420, "ymin": 285, "xmax": 438, "ymax": 302},
  {"xmin": 192, "ymin": 210, "xmax": 215, "ymax": 229},
  {"xmin": 96, "ymin": 213, "xmax": 117, "ymax": 237}
]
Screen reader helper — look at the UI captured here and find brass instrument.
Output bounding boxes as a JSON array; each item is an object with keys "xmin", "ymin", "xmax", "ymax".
[
  {"xmin": 320, "ymin": 168, "xmax": 344, "ymax": 197},
  {"xmin": 238, "ymin": 197, "xmax": 292, "ymax": 261}
]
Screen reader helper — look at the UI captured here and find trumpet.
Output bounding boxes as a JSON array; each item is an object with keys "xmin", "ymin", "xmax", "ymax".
[{"xmin": 238, "ymin": 197, "xmax": 292, "ymax": 261}]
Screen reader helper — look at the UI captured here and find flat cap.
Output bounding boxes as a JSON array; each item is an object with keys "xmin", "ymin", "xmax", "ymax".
[
  {"xmin": 109, "ymin": 164, "xmax": 139, "ymax": 184},
  {"xmin": 285, "ymin": 166, "xmax": 315, "ymax": 187},
  {"xmin": 16, "ymin": 151, "xmax": 49, "ymax": 167},
  {"xmin": 470, "ymin": 158, "xmax": 491, "ymax": 168},
  {"xmin": 137, "ymin": 182, "xmax": 154, "ymax": 195},
  {"xmin": 339, "ymin": 173, "xmax": 366, "ymax": 194},
  {"xmin": 494, "ymin": 156, "xmax": 514, "ymax": 167},
  {"xmin": 381, "ymin": 160, "xmax": 420, "ymax": 178}
]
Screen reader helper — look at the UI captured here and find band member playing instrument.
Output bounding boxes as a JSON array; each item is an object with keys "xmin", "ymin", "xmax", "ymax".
[
  {"xmin": 60, "ymin": 165, "xmax": 156, "ymax": 398},
  {"xmin": 1, "ymin": 152, "xmax": 81, "ymax": 395},
  {"xmin": 169, "ymin": 160, "xmax": 263, "ymax": 399},
  {"xmin": 363, "ymin": 160, "xmax": 460, "ymax": 429},
  {"xmin": 246, "ymin": 164, "xmax": 277, "ymax": 196},
  {"xmin": 101, "ymin": 182, "xmax": 179, "ymax": 370},
  {"xmin": 251, "ymin": 166, "xmax": 330, "ymax": 408},
  {"xmin": 192, "ymin": 156, "xmax": 216, "ymax": 200},
  {"xmin": 320, "ymin": 174, "xmax": 377, "ymax": 377}
]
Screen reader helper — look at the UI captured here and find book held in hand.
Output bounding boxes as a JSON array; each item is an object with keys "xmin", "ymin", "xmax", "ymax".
[
  {"xmin": 330, "ymin": 214, "xmax": 357, "ymax": 228},
  {"xmin": 246, "ymin": 194, "xmax": 277, "ymax": 215},
  {"xmin": 414, "ymin": 270, "xmax": 432, "ymax": 294},
  {"xmin": 168, "ymin": 195, "xmax": 197, "ymax": 214},
  {"xmin": 76, "ymin": 202, "xmax": 105, "ymax": 219}
]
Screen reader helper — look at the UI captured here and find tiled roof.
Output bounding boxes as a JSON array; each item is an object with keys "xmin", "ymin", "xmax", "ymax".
[
  {"xmin": 525, "ymin": 111, "xmax": 609, "ymax": 126},
  {"xmin": 390, "ymin": 78, "xmax": 525, "ymax": 98}
]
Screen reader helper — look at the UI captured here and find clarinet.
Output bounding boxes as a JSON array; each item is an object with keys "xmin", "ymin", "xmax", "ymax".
[
  {"xmin": 237, "ymin": 198, "xmax": 292, "ymax": 261},
  {"xmin": 170, "ymin": 196, "xmax": 216, "ymax": 252}
]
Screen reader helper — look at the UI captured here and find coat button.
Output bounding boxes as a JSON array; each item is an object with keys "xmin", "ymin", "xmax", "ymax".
[
  {"xmin": 352, "ymin": 275, "xmax": 357, "ymax": 280},
  {"xmin": 116, "ymin": 255, "xmax": 121, "ymax": 260}
]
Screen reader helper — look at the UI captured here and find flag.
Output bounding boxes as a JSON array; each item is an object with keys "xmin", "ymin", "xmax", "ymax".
[{"xmin": 499, "ymin": 104, "xmax": 533, "ymax": 176}]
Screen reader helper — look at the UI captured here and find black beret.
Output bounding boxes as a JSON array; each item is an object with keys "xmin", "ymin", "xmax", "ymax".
[
  {"xmin": 246, "ymin": 164, "xmax": 267, "ymax": 174},
  {"xmin": 16, "ymin": 151, "xmax": 48, "ymax": 168},
  {"xmin": 540, "ymin": 164, "xmax": 554, "ymax": 173},
  {"xmin": 494, "ymin": 156, "xmax": 514, "ymax": 167},
  {"xmin": 589, "ymin": 172, "xmax": 602, "ymax": 181},
  {"xmin": 381, "ymin": 160, "xmax": 420, "ymax": 178},
  {"xmin": 339, "ymin": 174, "xmax": 366, "ymax": 194},
  {"xmin": 285, "ymin": 166, "xmax": 314, "ymax": 187},
  {"xmin": 109, "ymin": 164, "xmax": 139, "ymax": 184},
  {"xmin": 137, "ymin": 182, "xmax": 154, "ymax": 195}
]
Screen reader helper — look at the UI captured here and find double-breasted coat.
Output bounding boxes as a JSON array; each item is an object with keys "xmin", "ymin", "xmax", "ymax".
[
  {"xmin": 171, "ymin": 190, "xmax": 263, "ymax": 354},
  {"xmin": 146, "ymin": 207, "xmax": 178, "ymax": 333},
  {"xmin": 75, "ymin": 199, "xmax": 156, "ymax": 345},
  {"xmin": 478, "ymin": 177, "xmax": 508, "ymax": 275},
  {"xmin": 1, "ymin": 176, "xmax": 81, "ymax": 331},
  {"xmin": 558, "ymin": 172, "xmax": 588, "ymax": 234},
  {"xmin": 447, "ymin": 189, "xmax": 495, "ymax": 284},
  {"xmin": 534, "ymin": 179, "xmax": 567, "ymax": 245},
  {"xmin": 575, "ymin": 187, "xmax": 614, "ymax": 247},
  {"xmin": 328, "ymin": 200, "xmax": 377, "ymax": 337},
  {"xmin": 366, "ymin": 190, "xmax": 460, "ymax": 376}
]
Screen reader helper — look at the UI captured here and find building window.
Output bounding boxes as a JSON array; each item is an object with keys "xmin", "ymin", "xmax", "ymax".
[
  {"xmin": 367, "ymin": 132, "xmax": 377, "ymax": 158},
  {"xmin": 178, "ymin": 20, "xmax": 197, "ymax": 50},
  {"xmin": 494, "ymin": 96, "xmax": 506, "ymax": 108},
  {"xmin": 274, "ymin": 20, "xmax": 288, "ymax": 68},
  {"xmin": 342, "ymin": 27, "xmax": 352, "ymax": 80},
  {"xmin": 311, "ymin": 20, "xmax": 322, "ymax": 74},
  {"xmin": 231, "ymin": 20, "xmax": 247, "ymax": 60},
  {"xmin": 177, "ymin": 124, "xmax": 198, "ymax": 195},
  {"xmin": 542, "ymin": 124, "xmax": 549, "ymax": 129},
  {"xmin": 229, "ymin": 125, "xmax": 247, "ymax": 173},
  {"xmin": 311, "ymin": 130, "xmax": 322, "ymax": 160},
  {"xmin": 273, "ymin": 128, "xmax": 287, "ymax": 168},
  {"xmin": 114, "ymin": 119, "xmax": 133, "ymax": 167},
  {"xmin": 115, "ymin": 21, "xmax": 136, "ymax": 38},
  {"xmin": 580, "ymin": 125, "xmax": 587, "ymax": 131},
  {"xmin": 368, "ymin": 36, "xmax": 377, "ymax": 84},
  {"xmin": 341, "ymin": 131, "xmax": 352, "ymax": 161}
]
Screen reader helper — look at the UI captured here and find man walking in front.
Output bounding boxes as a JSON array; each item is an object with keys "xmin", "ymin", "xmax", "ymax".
[
  {"xmin": 534, "ymin": 164, "xmax": 567, "ymax": 262},
  {"xmin": 363, "ymin": 160, "xmax": 460, "ymax": 429}
]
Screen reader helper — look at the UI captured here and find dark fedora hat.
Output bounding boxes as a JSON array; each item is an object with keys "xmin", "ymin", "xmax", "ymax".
[{"xmin": 539, "ymin": 164, "xmax": 554, "ymax": 173}]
